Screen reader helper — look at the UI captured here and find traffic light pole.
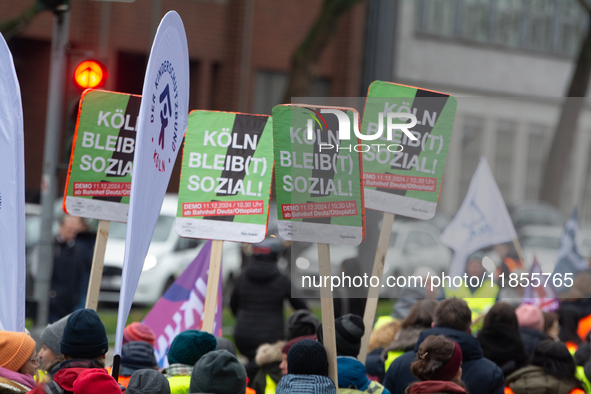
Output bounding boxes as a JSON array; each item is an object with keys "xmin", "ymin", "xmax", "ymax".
[{"xmin": 34, "ymin": 9, "xmax": 70, "ymax": 330}]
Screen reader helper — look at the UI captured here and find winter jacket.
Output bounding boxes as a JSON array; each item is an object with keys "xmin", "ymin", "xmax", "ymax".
[
  {"xmin": 0, "ymin": 367, "xmax": 36, "ymax": 394},
  {"xmin": 406, "ymin": 381, "xmax": 467, "ymax": 394},
  {"xmin": 252, "ymin": 342, "xmax": 284, "ymax": 394},
  {"xmin": 49, "ymin": 238, "xmax": 92, "ymax": 321},
  {"xmin": 519, "ymin": 327, "xmax": 547, "ymax": 361},
  {"xmin": 230, "ymin": 262, "xmax": 307, "ymax": 359},
  {"xmin": 275, "ymin": 375, "xmax": 336, "ymax": 394},
  {"xmin": 336, "ymin": 357, "xmax": 390, "ymax": 394},
  {"xmin": 478, "ymin": 323, "xmax": 527, "ymax": 377},
  {"xmin": 506, "ymin": 365, "xmax": 583, "ymax": 394},
  {"xmin": 27, "ymin": 359, "xmax": 118, "ymax": 394},
  {"xmin": 381, "ymin": 327, "xmax": 424, "ymax": 373},
  {"xmin": 382, "ymin": 327, "xmax": 504, "ymax": 394}
]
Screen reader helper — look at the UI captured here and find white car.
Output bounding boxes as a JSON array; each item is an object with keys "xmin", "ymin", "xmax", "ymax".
[
  {"xmin": 99, "ymin": 194, "xmax": 243, "ymax": 304},
  {"xmin": 292, "ymin": 221, "xmax": 451, "ymax": 297}
]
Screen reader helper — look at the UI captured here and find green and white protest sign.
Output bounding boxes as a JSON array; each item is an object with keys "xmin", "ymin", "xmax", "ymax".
[
  {"xmin": 361, "ymin": 81, "xmax": 457, "ymax": 219},
  {"xmin": 175, "ymin": 110, "xmax": 274, "ymax": 243},
  {"xmin": 273, "ymin": 104, "xmax": 366, "ymax": 245},
  {"xmin": 63, "ymin": 89, "xmax": 140, "ymax": 222}
]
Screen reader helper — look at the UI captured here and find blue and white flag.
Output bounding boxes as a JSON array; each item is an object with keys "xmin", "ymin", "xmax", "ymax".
[
  {"xmin": 552, "ymin": 208, "xmax": 588, "ymax": 293},
  {"xmin": 0, "ymin": 33, "xmax": 26, "ymax": 332},
  {"xmin": 114, "ymin": 11, "xmax": 190, "ymax": 357},
  {"xmin": 441, "ymin": 157, "xmax": 517, "ymax": 278}
]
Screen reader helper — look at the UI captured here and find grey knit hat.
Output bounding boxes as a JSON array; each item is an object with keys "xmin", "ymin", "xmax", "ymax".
[
  {"xmin": 189, "ymin": 350, "xmax": 246, "ymax": 394},
  {"xmin": 127, "ymin": 369, "xmax": 170, "ymax": 394},
  {"xmin": 40, "ymin": 315, "xmax": 69, "ymax": 356}
]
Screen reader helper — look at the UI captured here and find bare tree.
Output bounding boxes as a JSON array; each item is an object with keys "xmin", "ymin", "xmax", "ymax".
[
  {"xmin": 0, "ymin": 5, "xmax": 40, "ymax": 41},
  {"xmin": 539, "ymin": 0, "xmax": 591, "ymax": 207},
  {"xmin": 283, "ymin": 0, "xmax": 364, "ymax": 101}
]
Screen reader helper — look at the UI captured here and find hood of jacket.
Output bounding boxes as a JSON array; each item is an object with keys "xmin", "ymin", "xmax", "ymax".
[
  {"xmin": 245, "ymin": 262, "xmax": 281, "ymax": 283},
  {"xmin": 506, "ymin": 365, "xmax": 579, "ymax": 394},
  {"xmin": 256, "ymin": 341, "xmax": 285, "ymax": 366},
  {"xmin": 337, "ymin": 357, "xmax": 369, "ymax": 391},
  {"xmin": 276, "ymin": 374, "xmax": 336, "ymax": 394},
  {"xmin": 414, "ymin": 327, "xmax": 483, "ymax": 362},
  {"xmin": 53, "ymin": 359, "xmax": 106, "ymax": 392},
  {"xmin": 382, "ymin": 327, "xmax": 424, "ymax": 361},
  {"xmin": 408, "ymin": 380, "xmax": 467, "ymax": 394}
]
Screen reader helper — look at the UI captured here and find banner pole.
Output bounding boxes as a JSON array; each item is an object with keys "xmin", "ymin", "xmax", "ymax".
[
  {"xmin": 318, "ymin": 242, "xmax": 338, "ymax": 385},
  {"xmin": 358, "ymin": 212, "xmax": 395, "ymax": 364},
  {"xmin": 85, "ymin": 220, "xmax": 111, "ymax": 311},
  {"xmin": 202, "ymin": 239, "xmax": 223, "ymax": 333},
  {"xmin": 512, "ymin": 237, "xmax": 526, "ymax": 266}
]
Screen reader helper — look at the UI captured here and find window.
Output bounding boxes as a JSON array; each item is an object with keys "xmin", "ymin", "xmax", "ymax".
[
  {"xmin": 459, "ymin": 116, "xmax": 484, "ymax": 201},
  {"xmin": 416, "ymin": 0, "xmax": 588, "ymax": 56},
  {"xmin": 495, "ymin": 121, "xmax": 516, "ymax": 201}
]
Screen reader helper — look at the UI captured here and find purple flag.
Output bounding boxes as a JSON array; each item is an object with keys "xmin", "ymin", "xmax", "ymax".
[
  {"xmin": 143, "ymin": 241, "xmax": 223, "ymax": 367},
  {"xmin": 523, "ymin": 256, "xmax": 559, "ymax": 312}
]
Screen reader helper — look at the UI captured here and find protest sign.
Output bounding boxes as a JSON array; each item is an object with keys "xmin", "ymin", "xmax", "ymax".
[
  {"xmin": 358, "ymin": 81, "xmax": 457, "ymax": 363},
  {"xmin": 176, "ymin": 110, "xmax": 273, "ymax": 243},
  {"xmin": 273, "ymin": 103, "xmax": 366, "ymax": 383},
  {"xmin": 0, "ymin": 33, "xmax": 25, "ymax": 332},
  {"xmin": 361, "ymin": 81, "xmax": 457, "ymax": 220},
  {"xmin": 63, "ymin": 89, "xmax": 140, "ymax": 222},
  {"xmin": 273, "ymin": 104, "xmax": 366, "ymax": 245},
  {"xmin": 114, "ymin": 11, "xmax": 190, "ymax": 378},
  {"xmin": 143, "ymin": 241, "xmax": 223, "ymax": 367}
]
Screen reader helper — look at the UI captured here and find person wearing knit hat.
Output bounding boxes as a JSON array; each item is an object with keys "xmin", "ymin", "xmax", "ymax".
[
  {"xmin": 0, "ymin": 331, "xmax": 38, "ymax": 392},
  {"xmin": 108, "ymin": 341, "xmax": 159, "ymax": 388},
  {"xmin": 279, "ymin": 335, "xmax": 317, "ymax": 376},
  {"xmin": 123, "ymin": 322, "xmax": 156, "ymax": 347},
  {"xmin": 72, "ymin": 369, "xmax": 122, "ymax": 394},
  {"xmin": 405, "ymin": 335, "xmax": 466, "ymax": 394},
  {"xmin": 189, "ymin": 350, "xmax": 247, "ymax": 394},
  {"xmin": 216, "ymin": 337, "xmax": 237, "ymax": 356},
  {"xmin": 285, "ymin": 310, "xmax": 320, "ymax": 341},
  {"xmin": 39, "ymin": 315, "xmax": 69, "ymax": 377},
  {"xmin": 164, "ymin": 330, "xmax": 216, "ymax": 394},
  {"xmin": 317, "ymin": 314, "xmax": 364, "ymax": 357},
  {"xmin": 127, "ymin": 369, "xmax": 171, "ymax": 394},
  {"xmin": 515, "ymin": 304, "xmax": 547, "ymax": 361},
  {"xmin": 28, "ymin": 309, "xmax": 111, "ymax": 394},
  {"xmin": 287, "ymin": 339, "xmax": 329, "ymax": 377}
]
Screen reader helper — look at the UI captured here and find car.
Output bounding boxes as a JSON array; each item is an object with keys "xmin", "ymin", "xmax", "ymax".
[
  {"xmin": 510, "ymin": 201, "xmax": 563, "ymax": 231},
  {"xmin": 291, "ymin": 221, "xmax": 451, "ymax": 298},
  {"xmin": 99, "ymin": 194, "xmax": 243, "ymax": 304}
]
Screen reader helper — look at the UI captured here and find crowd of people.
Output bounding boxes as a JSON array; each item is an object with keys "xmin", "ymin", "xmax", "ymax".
[{"xmin": 2, "ymin": 294, "xmax": 591, "ymax": 394}]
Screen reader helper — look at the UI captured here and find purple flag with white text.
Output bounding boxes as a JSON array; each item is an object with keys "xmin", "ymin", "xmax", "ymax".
[{"xmin": 143, "ymin": 241, "xmax": 223, "ymax": 367}]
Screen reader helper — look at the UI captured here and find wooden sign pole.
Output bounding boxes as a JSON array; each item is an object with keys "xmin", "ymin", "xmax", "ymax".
[
  {"xmin": 512, "ymin": 237, "xmax": 526, "ymax": 266},
  {"xmin": 318, "ymin": 243, "xmax": 338, "ymax": 385},
  {"xmin": 358, "ymin": 212, "xmax": 395, "ymax": 364},
  {"xmin": 202, "ymin": 239, "xmax": 224, "ymax": 333},
  {"xmin": 85, "ymin": 220, "xmax": 111, "ymax": 311}
]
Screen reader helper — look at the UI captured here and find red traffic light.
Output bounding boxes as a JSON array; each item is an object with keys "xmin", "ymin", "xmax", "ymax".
[{"xmin": 74, "ymin": 60, "xmax": 107, "ymax": 89}]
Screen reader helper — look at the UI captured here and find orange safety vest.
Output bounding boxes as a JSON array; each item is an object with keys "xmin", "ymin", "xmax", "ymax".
[
  {"xmin": 105, "ymin": 366, "xmax": 132, "ymax": 387},
  {"xmin": 506, "ymin": 387, "xmax": 585, "ymax": 394},
  {"xmin": 578, "ymin": 314, "xmax": 591, "ymax": 342}
]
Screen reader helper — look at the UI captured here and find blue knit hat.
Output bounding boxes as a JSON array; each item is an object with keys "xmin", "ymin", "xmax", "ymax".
[
  {"xmin": 121, "ymin": 341, "xmax": 158, "ymax": 369},
  {"xmin": 287, "ymin": 339, "xmax": 329, "ymax": 377},
  {"xmin": 168, "ymin": 330, "xmax": 217, "ymax": 366},
  {"xmin": 60, "ymin": 309, "xmax": 108, "ymax": 358}
]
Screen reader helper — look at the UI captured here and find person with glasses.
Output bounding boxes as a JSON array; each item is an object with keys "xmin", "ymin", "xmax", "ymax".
[{"xmin": 0, "ymin": 331, "xmax": 38, "ymax": 392}]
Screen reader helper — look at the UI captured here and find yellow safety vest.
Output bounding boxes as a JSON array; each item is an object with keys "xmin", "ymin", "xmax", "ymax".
[
  {"xmin": 384, "ymin": 350, "xmax": 404, "ymax": 373},
  {"xmin": 567, "ymin": 345, "xmax": 591, "ymax": 393},
  {"xmin": 374, "ymin": 316, "xmax": 395, "ymax": 331},
  {"xmin": 444, "ymin": 282, "xmax": 499, "ymax": 320},
  {"xmin": 338, "ymin": 381, "xmax": 386, "ymax": 394},
  {"xmin": 34, "ymin": 369, "xmax": 48, "ymax": 384},
  {"xmin": 168, "ymin": 375, "xmax": 191, "ymax": 394},
  {"xmin": 265, "ymin": 374, "xmax": 278, "ymax": 394}
]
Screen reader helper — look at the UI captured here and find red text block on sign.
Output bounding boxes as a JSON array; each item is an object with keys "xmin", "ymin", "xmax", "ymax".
[
  {"xmin": 73, "ymin": 182, "xmax": 131, "ymax": 197},
  {"xmin": 363, "ymin": 172, "xmax": 437, "ymax": 192},
  {"xmin": 182, "ymin": 201, "xmax": 264, "ymax": 217},
  {"xmin": 281, "ymin": 201, "xmax": 358, "ymax": 219}
]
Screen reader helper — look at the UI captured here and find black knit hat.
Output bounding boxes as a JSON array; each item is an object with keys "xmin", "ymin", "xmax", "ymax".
[
  {"xmin": 287, "ymin": 339, "xmax": 329, "ymax": 377},
  {"xmin": 60, "ymin": 309, "xmax": 108, "ymax": 358},
  {"xmin": 317, "ymin": 313, "xmax": 364, "ymax": 357},
  {"xmin": 286, "ymin": 310, "xmax": 320, "ymax": 340},
  {"xmin": 121, "ymin": 341, "xmax": 158, "ymax": 369}
]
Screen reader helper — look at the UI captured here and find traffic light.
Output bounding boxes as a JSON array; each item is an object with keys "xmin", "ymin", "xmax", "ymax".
[{"xmin": 73, "ymin": 60, "xmax": 107, "ymax": 90}]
